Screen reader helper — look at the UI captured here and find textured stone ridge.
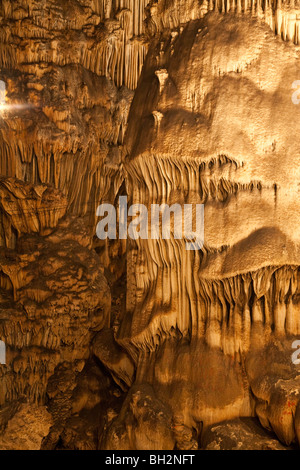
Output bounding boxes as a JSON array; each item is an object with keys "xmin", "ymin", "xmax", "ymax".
[
  {"xmin": 0, "ymin": 210, "xmax": 111, "ymax": 406},
  {"xmin": 202, "ymin": 418, "xmax": 291, "ymax": 450},
  {"xmin": 0, "ymin": 177, "xmax": 67, "ymax": 248},
  {"xmin": 0, "ymin": 0, "xmax": 300, "ymax": 451},
  {"xmin": 0, "ymin": 0, "xmax": 141, "ymax": 246},
  {"xmin": 0, "ymin": 404, "xmax": 53, "ymax": 450}
]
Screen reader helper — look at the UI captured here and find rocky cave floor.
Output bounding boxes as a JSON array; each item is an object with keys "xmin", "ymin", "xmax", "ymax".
[{"xmin": 0, "ymin": 252, "xmax": 297, "ymax": 450}]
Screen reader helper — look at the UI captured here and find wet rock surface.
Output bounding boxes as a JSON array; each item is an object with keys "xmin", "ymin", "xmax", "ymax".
[{"xmin": 202, "ymin": 418, "xmax": 291, "ymax": 450}]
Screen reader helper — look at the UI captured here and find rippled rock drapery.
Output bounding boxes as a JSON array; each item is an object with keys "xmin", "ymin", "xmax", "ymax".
[
  {"xmin": 0, "ymin": 0, "xmax": 300, "ymax": 451},
  {"xmin": 119, "ymin": 1, "xmax": 300, "ymax": 448}
]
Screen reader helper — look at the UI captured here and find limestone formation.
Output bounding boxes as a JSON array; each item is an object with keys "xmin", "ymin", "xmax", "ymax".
[{"xmin": 0, "ymin": 0, "xmax": 299, "ymax": 451}]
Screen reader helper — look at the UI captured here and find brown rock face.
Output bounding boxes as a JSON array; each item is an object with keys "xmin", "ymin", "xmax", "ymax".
[{"xmin": 0, "ymin": 0, "xmax": 300, "ymax": 451}]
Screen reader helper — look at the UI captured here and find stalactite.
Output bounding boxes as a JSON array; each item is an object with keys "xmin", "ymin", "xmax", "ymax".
[
  {"xmin": 114, "ymin": 151, "xmax": 300, "ymax": 358},
  {"xmin": 119, "ymin": 256, "xmax": 300, "ymax": 357},
  {"xmin": 147, "ymin": 0, "xmax": 300, "ymax": 45},
  {"xmin": 0, "ymin": 0, "xmax": 150, "ymax": 89}
]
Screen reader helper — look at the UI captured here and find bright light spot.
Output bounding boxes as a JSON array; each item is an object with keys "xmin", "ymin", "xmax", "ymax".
[{"xmin": 0, "ymin": 81, "xmax": 33, "ymax": 114}]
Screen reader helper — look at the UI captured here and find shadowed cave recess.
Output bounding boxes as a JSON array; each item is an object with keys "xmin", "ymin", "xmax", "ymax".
[{"xmin": 0, "ymin": 0, "xmax": 300, "ymax": 451}]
